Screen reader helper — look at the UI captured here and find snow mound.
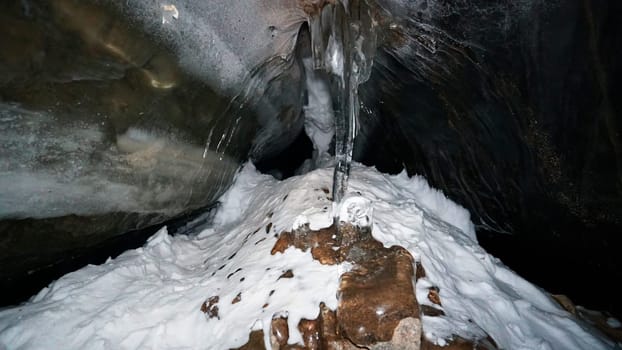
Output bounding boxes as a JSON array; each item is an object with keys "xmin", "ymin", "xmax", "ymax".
[{"xmin": 0, "ymin": 163, "xmax": 614, "ymax": 349}]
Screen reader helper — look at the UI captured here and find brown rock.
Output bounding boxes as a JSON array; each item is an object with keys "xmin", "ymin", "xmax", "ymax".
[
  {"xmin": 420, "ymin": 305, "xmax": 445, "ymax": 317},
  {"xmin": 271, "ymin": 317, "xmax": 290, "ymax": 346},
  {"xmin": 428, "ymin": 287, "xmax": 442, "ymax": 306},
  {"xmin": 269, "ymin": 304, "xmax": 360, "ymax": 350},
  {"xmin": 318, "ymin": 303, "xmax": 340, "ymax": 347},
  {"xmin": 308, "ymin": 227, "xmax": 342, "ymax": 264},
  {"xmin": 265, "ymin": 224, "xmax": 428, "ymax": 349},
  {"xmin": 338, "ymin": 239, "xmax": 419, "ymax": 346},
  {"xmin": 299, "ymin": 319, "xmax": 321, "ymax": 349},
  {"xmin": 234, "ymin": 330, "xmax": 266, "ymax": 350},
  {"xmin": 279, "ymin": 269, "xmax": 295, "ymax": 279},
  {"xmin": 551, "ymin": 294, "xmax": 576, "ymax": 315},
  {"xmin": 232, "ymin": 293, "xmax": 242, "ymax": 304},
  {"xmin": 201, "ymin": 296, "xmax": 220, "ymax": 319},
  {"xmin": 271, "ymin": 232, "xmax": 295, "ymax": 255},
  {"xmin": 317, "ymin": 303, "xmax": 361, "ymax": 350},
  {"xmin": 270, "ymin": 225, "xmax": 341, "ymax": 265},
  {"xmin": 416, "ymin": 261, "xmax": 427, "ymax": 280},
  {"xmin": 370, "ymin": 317, "xmax": 422, "ymax": 350}
]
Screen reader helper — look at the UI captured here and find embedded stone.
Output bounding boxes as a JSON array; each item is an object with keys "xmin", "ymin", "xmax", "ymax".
[
  {"xmin": 271, "ymin": 317, "xmax": 289, "ymax": 347},
  {"xmin": 338, "ymin": 240, "xmax": 419, "ymax": 346},
  {"xmin": 234, "ymin": 330, "xmax": 266, "ymax": 350},
  {"xmin": 370, "ymin": 317, "xmax": 422, "ymax": 350},
  {"xmin": 201, "ymin": 296, "xmax": 220, "ymax": 319}
]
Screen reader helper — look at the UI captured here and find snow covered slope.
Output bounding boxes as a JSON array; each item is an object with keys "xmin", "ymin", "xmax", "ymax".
[{"xmin": 0, "ymin": 163, "xmax": 615, "ymax": 349}]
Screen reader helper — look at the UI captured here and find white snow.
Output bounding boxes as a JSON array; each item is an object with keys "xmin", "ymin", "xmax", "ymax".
[{"xmin": 0, "ymin": 163, "xmax": 614, "ymax": 349}]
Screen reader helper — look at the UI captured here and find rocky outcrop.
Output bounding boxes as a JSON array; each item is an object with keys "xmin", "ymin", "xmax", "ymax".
[{"xmin": 227, "ymin": 224, "xmax": 497, "ymax": 349}]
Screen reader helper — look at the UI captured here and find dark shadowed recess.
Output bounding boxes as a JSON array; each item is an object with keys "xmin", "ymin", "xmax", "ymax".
[
  {"xmin": 254, "ymin": 129, "xmax": 314, "ymax": 179},
  {"xmin": 0, "ymin": 206, "xmax": 215, "ymax": 308},
  {"xmin": 356, "ymin": 0, "xmax": 622, "ymax": 318}
]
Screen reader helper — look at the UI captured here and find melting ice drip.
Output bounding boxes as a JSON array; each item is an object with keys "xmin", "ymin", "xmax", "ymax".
[{"xmin": 307, "ymin": 0, "xmax": 377, "ymax": 210}]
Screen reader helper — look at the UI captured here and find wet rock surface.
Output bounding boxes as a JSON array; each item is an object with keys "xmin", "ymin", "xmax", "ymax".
[
  {"xmin": 337, "ymin": 235, "xmax": 419, "ymax": 345},
  {"xmin": 235, "ymin": 330, "xmax": 267, "ymax": 350},
  {"xmin": 259, "ymin": 223, "xmax": 497, "ymax": 349}
]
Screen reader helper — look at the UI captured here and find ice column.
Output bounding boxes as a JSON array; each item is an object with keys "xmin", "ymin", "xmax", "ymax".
[{"xmin": 308, "ymin": 0, "xmax": 377, "ymax": 209}]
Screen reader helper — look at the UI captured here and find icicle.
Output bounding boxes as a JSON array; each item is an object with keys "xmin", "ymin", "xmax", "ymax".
[
  {"xmin": 306, "ymin": 0, "xmax": 377, "ymax": 225},
  {"xmin": 331, "ymin": 1, "xmax": 376, "ymax": 209},
  {"xmin": 309, "ymin": 15, "xmax": 325, "ymax": 70},
  {"xmin": 328, "ymin": 3, "xmax": 349, "ymax": 207}
]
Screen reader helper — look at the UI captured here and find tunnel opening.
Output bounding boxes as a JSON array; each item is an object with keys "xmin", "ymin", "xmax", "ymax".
[
  {"xmin": 253, "ymin": 129, "xmax": 315, "ymax": 179},
  {"xmin": 477, "ymin": 222, "xmax": 622, "ymax": 319},
  {"xmin": 0, "ymin": 206, "xmax": 218, "ymax": 307}
]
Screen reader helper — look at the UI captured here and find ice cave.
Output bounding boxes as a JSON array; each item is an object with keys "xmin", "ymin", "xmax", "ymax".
[{"xmin": 1, "ymin": 0, "xmax": 621, "ymax": 349}]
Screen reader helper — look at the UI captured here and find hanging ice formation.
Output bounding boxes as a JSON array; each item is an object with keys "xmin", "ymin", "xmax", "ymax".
[{"xmin": 306, "ymin": 0, "xmax": 377, "ymax": 212}]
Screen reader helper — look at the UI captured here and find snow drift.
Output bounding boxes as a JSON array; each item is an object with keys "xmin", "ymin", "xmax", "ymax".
[{"xmin": 0, "ymin": 163, "xmax": 614, "ymax": 349}]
